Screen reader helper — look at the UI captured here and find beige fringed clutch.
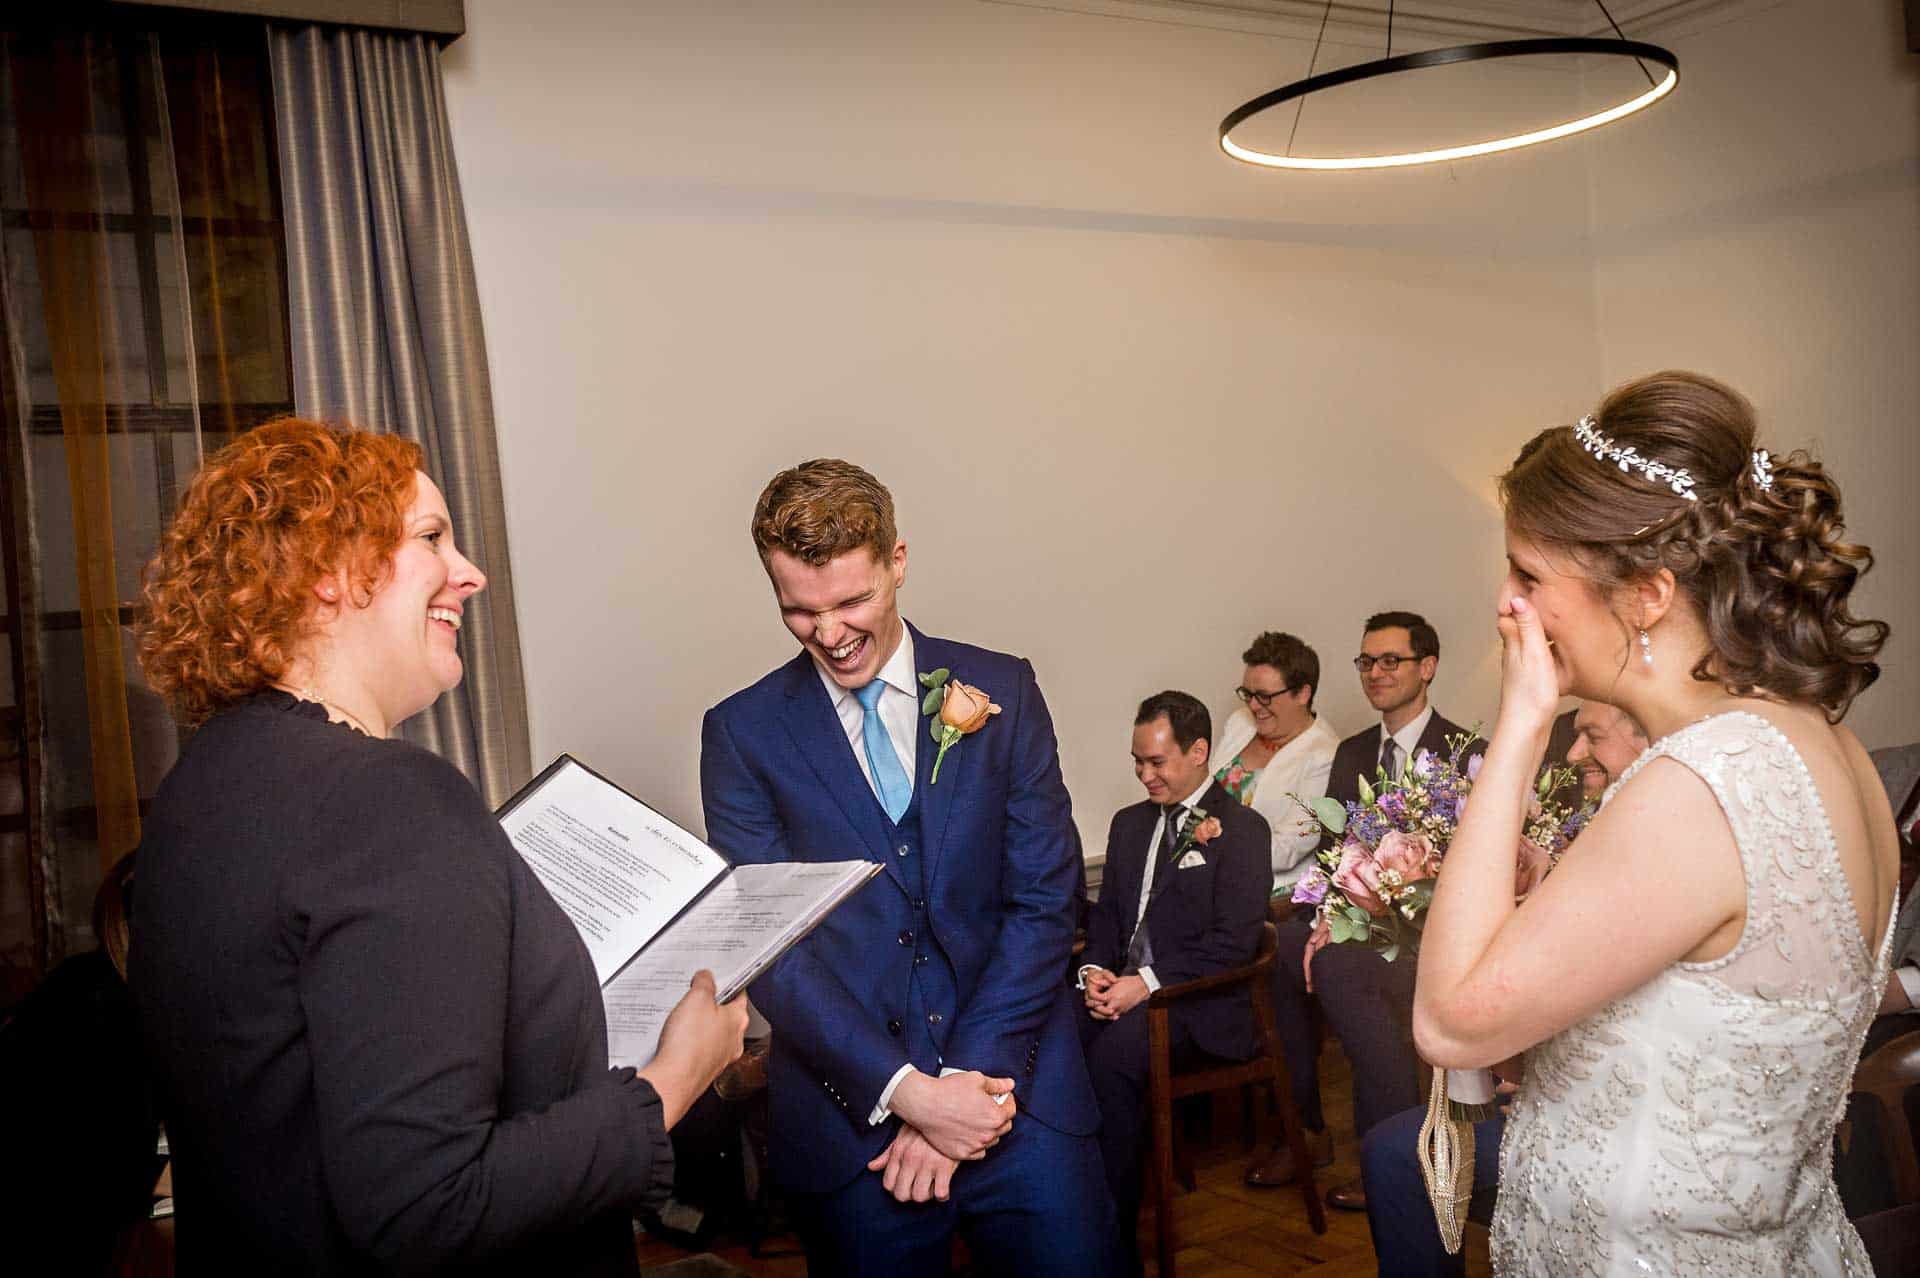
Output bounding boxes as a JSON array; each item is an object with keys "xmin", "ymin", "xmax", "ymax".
[{"xmin": 1416, "ymin": 1065, "xmax": 1479, "ymax": 1254}]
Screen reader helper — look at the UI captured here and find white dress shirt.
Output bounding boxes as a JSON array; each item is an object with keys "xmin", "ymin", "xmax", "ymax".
[
  {"xmin": 813, "ymin": 625, "xmax": 919, "ymax": 789},
  {"xmin": 1210, "ymin": 706, "xmax": 1341, "ymax": 888},
  {"xmin": 1379, "ymin": 702, "xmax": 1435, "ymax": 776},
  {"xmin": 1079, "ymin": 776, "xmax": 1213, "ymax": 996}
]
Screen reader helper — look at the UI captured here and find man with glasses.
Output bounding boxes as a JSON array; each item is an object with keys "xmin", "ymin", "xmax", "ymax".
[{"xmin": 1246, "ymin": 611, "xmax": 1483, "ymax": 1211}]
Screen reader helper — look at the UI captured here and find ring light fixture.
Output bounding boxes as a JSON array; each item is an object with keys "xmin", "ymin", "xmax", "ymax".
[{"xmin": 1218, "ymin": 3, "xmax": 1679, "ymax": 173}]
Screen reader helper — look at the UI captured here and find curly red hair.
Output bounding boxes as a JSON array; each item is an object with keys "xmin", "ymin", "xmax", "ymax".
[{"xmin": 138, "ymin": 418, "xmax": 423, "ymax": 725}]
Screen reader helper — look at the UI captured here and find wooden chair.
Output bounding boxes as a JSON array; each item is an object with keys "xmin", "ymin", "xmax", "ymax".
[
  {"xmin": 1146, "ymin": 921, "xmax": 1327, "ymax": 1277},
  {"xmin": 1850, "ymin": 1028, "xmax": 1920, "ymax": 1206}
]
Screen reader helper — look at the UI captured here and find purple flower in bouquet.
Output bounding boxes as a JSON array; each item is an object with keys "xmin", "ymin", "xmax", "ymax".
[
  {"xmin": 1467, "ymin": 753, "xmax": 1485, "ymax": 781},
  {"xmin": 1377, "ymin": 789, "xmax": 1410, "ymax": 828},
  {"xmin": 1346, "ymin": 802, "xmax": 1389, "ymax": 849},
  {"xmin": 1291, "ymin": 867, "xmax": 1330, "ymax": 906}
]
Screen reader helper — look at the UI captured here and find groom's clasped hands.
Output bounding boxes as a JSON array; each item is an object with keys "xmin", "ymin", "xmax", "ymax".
[{"xmin": 866, "ymin": 1069, "xmax": 1018, "ymax": 1203}]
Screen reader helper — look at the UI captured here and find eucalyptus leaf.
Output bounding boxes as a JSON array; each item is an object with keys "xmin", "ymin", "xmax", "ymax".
[
  {"xmin": 1310, "ymin": 796, "xmax": 1348, "ymax": 834},
  {"xmin": 1329, "ymin": 915, "xmax": 1354, "ymax": 943},
  {"xmin": 1380, "ymin": 943, "xmax": 1400, "ymax": 962},
  {"xmin": 921, "ymin": 687, "xmax": 944, "ymax": 716},
  {"xmin": 1344, "ymin": 904, "xmax": 1372, "ymax": 928},
  {"xmin": 930, "ymin": 718, "xmax": 947, "ymax": 744},
  {"xmin": 919, "ymin": 671, "xmax": 937, "ymax": 688}
]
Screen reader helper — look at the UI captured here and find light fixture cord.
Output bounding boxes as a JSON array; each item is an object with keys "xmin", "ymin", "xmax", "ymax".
[
  {"xmin": 1592, "ymin": 0, "xmax": 1656, "ymax": 86},
  {"xmin": 1285, "ymin": 0, "xmax": 1337, "ymax": 158},
  {"xmin": 1387, "ymin": 0, "xmax": 1395, "ymax": 59}
]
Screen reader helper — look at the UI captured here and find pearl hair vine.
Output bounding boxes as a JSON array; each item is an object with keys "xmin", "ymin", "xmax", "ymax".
[
  {"xmin": 1750, "ymin": 449, "xmax": 1775, "ymax": 492},
  {"xmin": 1574, "ymin": 414, "xmax": 1697, "ymax": 502}
]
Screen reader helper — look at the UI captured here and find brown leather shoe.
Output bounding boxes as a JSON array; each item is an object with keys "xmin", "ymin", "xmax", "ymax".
[
  {"xmin": 1244, "ymin": 1126, "xmax": 1334, "ymax": 1186},
  {"xmin": 1326, "ymin": 1178, "xmax": 1367, "ymax": 1211}
]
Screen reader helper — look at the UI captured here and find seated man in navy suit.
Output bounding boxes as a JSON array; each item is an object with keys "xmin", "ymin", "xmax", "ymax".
[
  {"xmin": 1250, "ymin": 610, "xmax": 1486, "ymax": 1209},
  {"xmin": 1078, "ymin": 691, "xmax": 1273, "ymax": 1275},
  {"xmin": 701, "ymin": 459, "xmax": 1115, "ymax": 1277}
]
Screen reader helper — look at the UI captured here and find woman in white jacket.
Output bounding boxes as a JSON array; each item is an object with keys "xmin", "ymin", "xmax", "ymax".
[{"xmin": 1211, "ymin": 631, "xmax": 1341, "ymax": 893}]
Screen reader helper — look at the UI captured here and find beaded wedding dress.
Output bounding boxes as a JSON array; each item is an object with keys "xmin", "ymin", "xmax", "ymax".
[{"xmin": 1491, "ymin": 712, "xmax": 1892, "ymax": 1276}]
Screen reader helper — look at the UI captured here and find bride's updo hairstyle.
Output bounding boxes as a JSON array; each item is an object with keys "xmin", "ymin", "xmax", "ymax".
[{"xmin": 1499, "ymin": 370, "xmax": 1887, "ymax": 721}]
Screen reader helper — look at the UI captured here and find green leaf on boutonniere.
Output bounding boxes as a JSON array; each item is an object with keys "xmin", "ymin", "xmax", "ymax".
[
  {"xmin": 930, "ymin": 716, "xmax": 948, "ymax": 744},
  {"xmin": 917, "ymin": 667, "xmax": 950, "ymax": 691},
  {"xmin": 921, "ymin": 686, "xmax": 944, "ymax": 716}
]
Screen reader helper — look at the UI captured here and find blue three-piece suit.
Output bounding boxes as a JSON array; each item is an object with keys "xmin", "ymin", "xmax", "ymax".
[{"xmin": 700, "ymin": 625, "xmax": 1116, "ymax": 1275}]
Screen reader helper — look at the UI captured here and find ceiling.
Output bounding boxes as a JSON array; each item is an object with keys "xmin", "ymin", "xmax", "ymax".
[{"xmin": 987, "ymin": 0, "xmax": 1762, "ymax": 42}]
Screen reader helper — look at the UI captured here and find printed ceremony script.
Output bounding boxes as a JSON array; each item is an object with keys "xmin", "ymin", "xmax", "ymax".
[{"xmin": 497, "ymin": 756, "xmax": 879, "ymax": 1068}]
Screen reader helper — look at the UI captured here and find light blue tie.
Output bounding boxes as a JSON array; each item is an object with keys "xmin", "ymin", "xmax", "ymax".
[{"xmin": 855, "ymin": 680, "xmax": 913, "ymax": 823}]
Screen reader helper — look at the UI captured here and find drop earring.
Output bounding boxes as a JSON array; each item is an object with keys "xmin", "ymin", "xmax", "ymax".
[{"xmin": 1639, "ymin": 629, "xmax": 1653, "ymax": 668}]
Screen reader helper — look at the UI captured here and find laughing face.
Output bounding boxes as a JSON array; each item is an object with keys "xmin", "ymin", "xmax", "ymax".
[
  {"xmin": 764, "ymin": 541, "xmax": 907, "ymax": 690},
  {"xmin": 334, "ymin": 471, "xmax": 486, "ymax": 725}
]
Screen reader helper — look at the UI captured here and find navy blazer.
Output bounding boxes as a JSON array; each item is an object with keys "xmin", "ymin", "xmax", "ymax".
[
  {"xmin": 1083, "ymin": 780, "xmax": 1273, "ymax": 1060},
  {"xmin": 1325, "ymin": 709, "xmax": 1485, "ymax": 812},
  {"xmin": 700, "ymin": 626, "xmax": 1099, "ymax": 1192}
]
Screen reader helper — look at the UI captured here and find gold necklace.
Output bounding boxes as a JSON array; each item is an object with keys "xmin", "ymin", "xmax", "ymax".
[{"xmin": 272, "ymin": 682, "xmax": 379, "ymax": 737}]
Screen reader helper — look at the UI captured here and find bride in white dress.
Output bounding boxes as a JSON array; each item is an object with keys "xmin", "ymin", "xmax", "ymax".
[{"xmin": 1414, "ymin": 371, "xmax": 1902, "ymax": 1275}]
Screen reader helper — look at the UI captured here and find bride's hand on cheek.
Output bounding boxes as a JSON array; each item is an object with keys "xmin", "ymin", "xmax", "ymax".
[{"xmin": 1495, "ymin": 591, "xmax": 1562, "ymax": 735}]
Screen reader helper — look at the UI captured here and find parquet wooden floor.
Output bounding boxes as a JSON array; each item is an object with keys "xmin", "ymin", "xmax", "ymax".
[{"xmin": 632, "ymin": 1042, "xmax": 1492, "ymax": 1276}]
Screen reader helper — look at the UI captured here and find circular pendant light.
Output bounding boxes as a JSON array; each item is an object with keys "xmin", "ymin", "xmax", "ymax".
[{"xmin": 1219, "ymin": 3, "xmax": 1679, "ymax": 173}]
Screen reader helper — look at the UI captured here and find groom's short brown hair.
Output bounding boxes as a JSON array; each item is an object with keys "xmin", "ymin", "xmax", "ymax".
[{"xmin": 751, "ymin": 458, "xmax": 898, "ymax": 567}]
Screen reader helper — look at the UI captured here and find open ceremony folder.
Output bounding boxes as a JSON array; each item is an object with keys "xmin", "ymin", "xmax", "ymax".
[{"xmin": 497, "ymin": 755, "xmax": 881, "ymax": 1068}]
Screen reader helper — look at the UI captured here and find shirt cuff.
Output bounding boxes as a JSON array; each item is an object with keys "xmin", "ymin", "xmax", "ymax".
[
  {"xmin": 1138, "ymin": 966, "xmax": 1161, "ymax": 993},
  {"xmin": 868, "ymin": 1062, "xmax": 918, "ymax": 1127},
  {"xmin": 1897, "ymin": 964, "xmax": 1920, "ymax": 1012}
]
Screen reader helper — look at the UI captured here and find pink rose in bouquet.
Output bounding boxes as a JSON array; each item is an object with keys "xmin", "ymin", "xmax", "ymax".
[
  {"xmin": 1330, "ymin": 840, "xmax": 1389, "ymax": 917},
  {"xmin": 1374, "ymin": 830, "xmax": 1439, "ymax": 887}
]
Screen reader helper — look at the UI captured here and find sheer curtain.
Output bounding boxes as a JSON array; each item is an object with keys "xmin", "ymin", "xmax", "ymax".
[
  {"xmin": 0, "ymin": 15, "xmax": 291, "ymax": 985},
  {"xmin": 268, "ymin": 23, "xmax": 530, "ymax": 807}
]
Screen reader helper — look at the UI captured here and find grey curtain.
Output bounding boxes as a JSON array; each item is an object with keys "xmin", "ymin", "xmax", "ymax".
[{"xmin": 268, "ymin": 23, "xmax": 530, "ymax": 806}]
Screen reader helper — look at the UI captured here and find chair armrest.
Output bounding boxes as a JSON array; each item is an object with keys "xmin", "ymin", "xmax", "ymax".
[{"xmin": 1148, "ymin": 954, "xmax": 1273, "ymax": 1005}]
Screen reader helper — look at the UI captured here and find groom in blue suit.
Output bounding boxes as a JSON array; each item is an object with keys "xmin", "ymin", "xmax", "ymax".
[{"xmin": 701, "ymin": 459, "xmax": 1116, "ymax": 1276}]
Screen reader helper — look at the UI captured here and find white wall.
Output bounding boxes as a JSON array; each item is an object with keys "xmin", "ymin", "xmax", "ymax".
[
  {"xmin": 1584, "ymin": 0, "xmax": 1919, "ymax": 750},
  {"xmin": 440, "ymin": 0, "xmax": 1913, "ymax": 855}
]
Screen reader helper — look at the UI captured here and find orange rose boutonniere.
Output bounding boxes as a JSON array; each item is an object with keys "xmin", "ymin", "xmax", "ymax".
[
  {"xmin": 918, "ymin": 667, "xmax": 1000, "ymax": 784},
  {"xmin": 1193, "ymin": 816, "xmax": 1224, "ymax": 845}
]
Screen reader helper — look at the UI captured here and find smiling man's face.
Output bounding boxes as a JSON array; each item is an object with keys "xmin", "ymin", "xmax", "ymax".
[{"xmin": 765, "ymin": 541, "xmax": 908, "ymax": 689}]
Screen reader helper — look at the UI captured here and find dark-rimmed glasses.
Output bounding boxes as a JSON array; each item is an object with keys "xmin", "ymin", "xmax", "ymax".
[
  {"xmin": 1352, "ymin": 653, "xmax": 1417, "ymax": 673},
  {"xmin": 1234, "ymin": 686, "xmax": 1293, "ymax": 707}
]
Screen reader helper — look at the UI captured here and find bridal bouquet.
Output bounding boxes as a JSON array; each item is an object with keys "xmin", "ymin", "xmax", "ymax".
[
  {"xmin": 1287, "ymin": 732, "xmax": 1593, "ymax": 1253},
  {"xmin": 1288, "ymin": 731, "xmax": 1590, "ymax": 970}
]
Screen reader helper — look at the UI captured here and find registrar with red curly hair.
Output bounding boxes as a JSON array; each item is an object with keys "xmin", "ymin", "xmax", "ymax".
[
  {"xmin": 137, "ymin": 417, "xmax": 422, "ymax": 725},
  {"xmin": 129, "ymin": 415, "xmax": 746, "ymax": 1273}
]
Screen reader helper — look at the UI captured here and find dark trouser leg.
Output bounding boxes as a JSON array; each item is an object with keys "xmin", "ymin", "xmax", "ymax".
[
  {"xmin": 957, "ymin": 1109, "xmax": 1121, "ymax": 1278},
  {"xmin": 790, "ymin": 1164, "xmax": 959, "ymax": 1278},
  {"xmin": 1271, "ymin": 910, "xmax": 1326, "ymax": 1132},
  {"xmin": 1308, "ymin": 934, "xmax": 1421, "ymax": 1139},
  {"xmin": 1358, "ymin": 1105, "xmax": 1504, "ymax": 1278}
]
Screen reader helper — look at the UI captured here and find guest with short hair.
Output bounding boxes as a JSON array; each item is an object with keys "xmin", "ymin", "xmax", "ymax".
[
  {"xmin": 1358, "ymin": 700, "xmax": 1646, "ymax": 1277},
  {"xmin": 131, "ymin": 419, "xmax": 748, "ymax": 1276},
  {"xmin": 1079, "ymin": 691, "xmax": 1273, "ymax": 1276},
  {"xmin": 1210, "ymin": 631, "xmax": 1341, "ymax": 892},
  {"xmin": 1247, "ymin": 611, "xmax": 1483, "ymax": 1210}
]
